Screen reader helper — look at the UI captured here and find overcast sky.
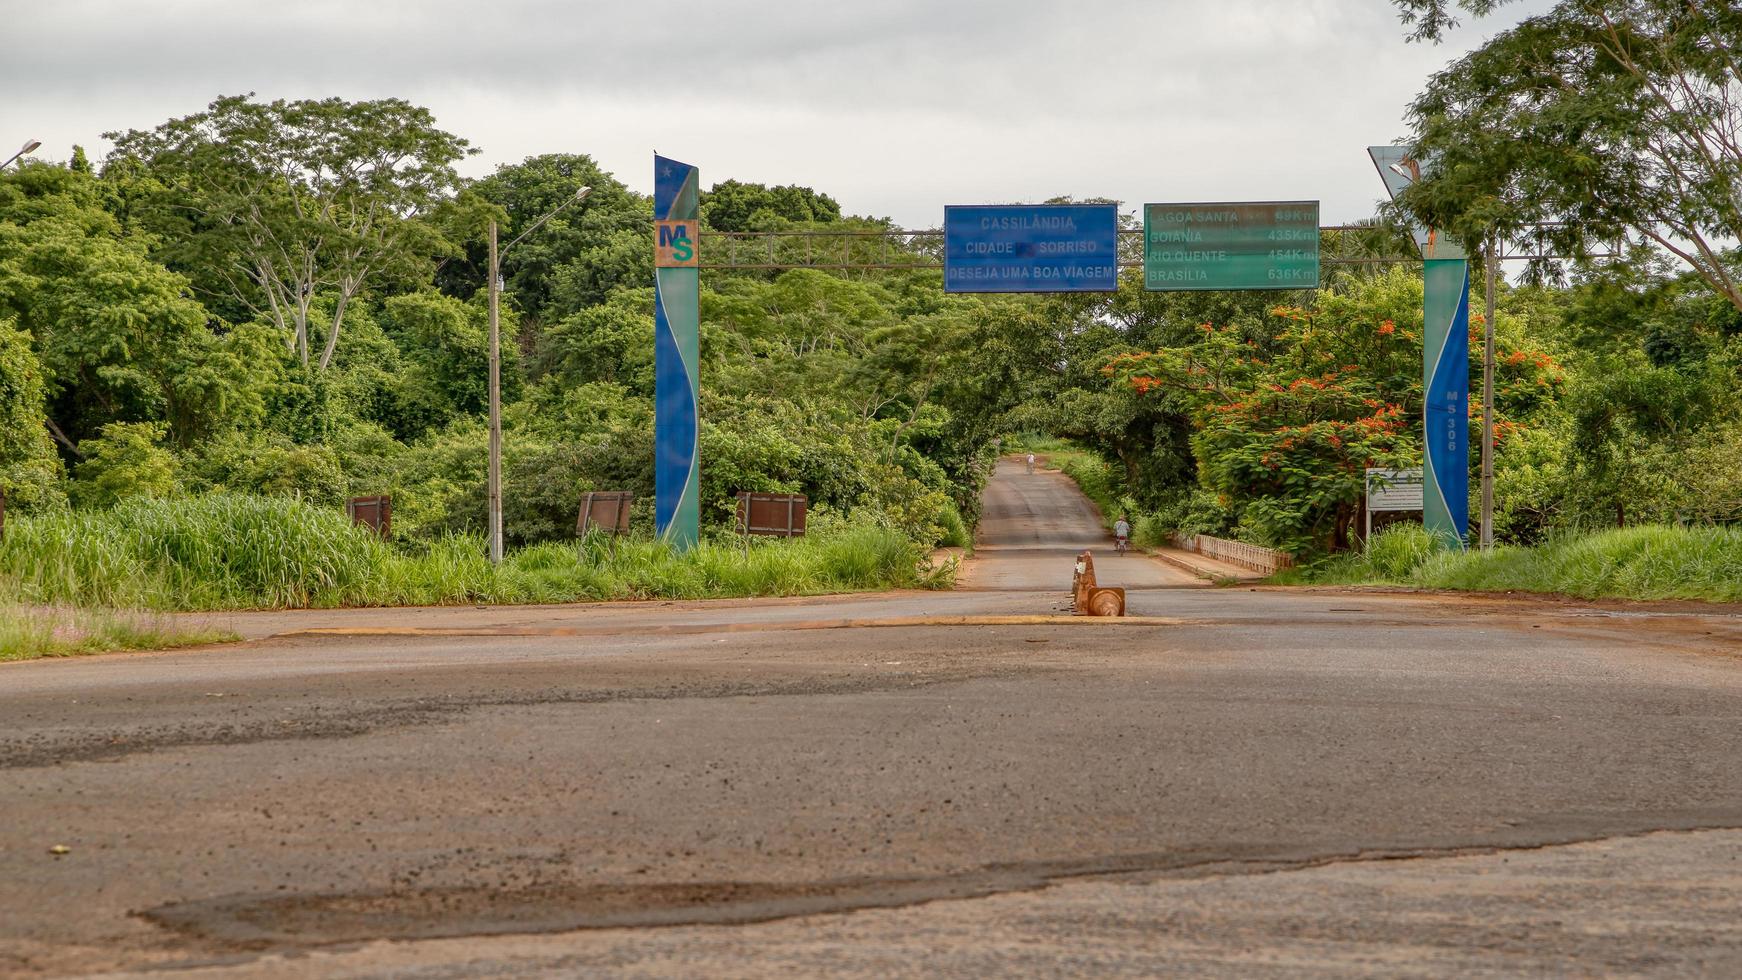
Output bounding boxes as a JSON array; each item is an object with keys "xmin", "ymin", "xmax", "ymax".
[{"xmin": 5, "ymin": 0, "xmax": 1551, "ymax": 228}]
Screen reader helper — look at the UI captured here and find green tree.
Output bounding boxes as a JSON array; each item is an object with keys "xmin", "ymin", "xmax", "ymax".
[
  {"xmin": 532, "ymin": 294, "xmax": 655, "ymax": 395},
  {"xmin": 458, "ymin": 153, "xmax": 648, "ymax": 320},
  {"xmin": 1391, "ymin": 0, "xmax": 1509, "ymax": 42},
  {"xmin": 379, "ymin": 291, "xmax": 515, "ymax": 438},
  {"xmin": 1100, "ymin": 269, "xmax": 1566, "ymax": 552},
  {"xmin": 106, "ymin": 94, "xmax": 474, "ymax": 369},
  {"xmin": 1402, "ymin": 2, "xmax": 1742, "ymax": 311},
  {"xmin": 71, "ymin": 422, "xmax": 178, "ymax": 508},
  {"xmin": 0, "ymin": 317, "xmax": 66, "ymax": 510},
  {"xmin": 0, "ymin": 176, "xmax": 275, "ymax": 447},
  {"xmin": 702, "ymin": 179, "xmax": 842, "ymax": 232}
]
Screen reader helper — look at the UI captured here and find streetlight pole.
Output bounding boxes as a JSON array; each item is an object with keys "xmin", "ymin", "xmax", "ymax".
[
  {"xmin": 485, "ymin": 185, "xmax": 592, "ymax": 563},
  {"xmin": 487, "ymin": 219, "xmax": 503, "ymax": 564},
  {"xmin": 1, "ymin": 139, "xmax": 41, "ymax": 171}
]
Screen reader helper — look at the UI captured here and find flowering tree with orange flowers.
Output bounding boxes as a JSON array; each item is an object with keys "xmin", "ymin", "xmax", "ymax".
[{"xmin": 1105, "ymin": 268, "xmax": 1564, "ymax": 553}]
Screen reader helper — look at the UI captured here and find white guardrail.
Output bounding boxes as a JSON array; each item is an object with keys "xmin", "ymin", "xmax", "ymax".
[{"xmin": 1169, "ymin": 533, "xmax": 1295, "ymax": 574}]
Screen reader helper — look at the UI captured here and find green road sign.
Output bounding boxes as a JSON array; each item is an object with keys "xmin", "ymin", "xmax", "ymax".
[{"xmin": 1144, "ymin": 201, "xmax": 1320, "ymax": 291}]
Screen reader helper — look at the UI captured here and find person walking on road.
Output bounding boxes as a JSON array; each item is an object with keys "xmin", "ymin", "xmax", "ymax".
[{"xmin": 1026, "ymin": 452, "xmax": 1036, "ymax": 475}]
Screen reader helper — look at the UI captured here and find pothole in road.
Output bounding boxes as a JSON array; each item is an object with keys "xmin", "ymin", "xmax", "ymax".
[
  {"xmin": 138, "ymin": 873, "xmax": 1038, "ymax": 949},
  {"xmin": 135, "ymin": 822, "xmax": 1742, "ymax": 953}
]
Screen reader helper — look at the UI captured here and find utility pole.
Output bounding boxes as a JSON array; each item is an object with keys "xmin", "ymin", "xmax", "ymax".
[
  {"xmin": 1480, "ymin": 234, "xmax": 1498, "ymax": 551},
  {"xmin": 484, "ymin": 185, "xmax": 592, "ymax": 564},
  {"xmin": 487, "ymin": 219, "xmax": 504, "ymax": 564}
]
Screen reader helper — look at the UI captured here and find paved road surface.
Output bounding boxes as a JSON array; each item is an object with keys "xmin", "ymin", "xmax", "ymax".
[
  {"xmin": 5, "ymin": 461, "xmax": 1742, "ymax": 977},
  {"xmin": 959, "ymin": 458, "xmax": 1199, "ymax": 590}
]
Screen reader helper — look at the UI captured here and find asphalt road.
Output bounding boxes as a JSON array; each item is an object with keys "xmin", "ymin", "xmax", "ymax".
[
  {"xmin": 5, "ymin": 460, "xmax": 1742, "ymax": 977},
  {"xmin": 959, "ymin": 459, "xmax": 1199, "ymax": 590}
]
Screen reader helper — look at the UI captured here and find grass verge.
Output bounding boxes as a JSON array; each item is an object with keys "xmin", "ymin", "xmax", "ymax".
[
  {"xmin": 0, "ymin": 605, "xmax": 239, "ymax": 662},
  {"xmin": 1309, "ymin": 523, "xmax": 1742, "ymax": 603},
  {"xmin": 0, "ymin": 495, "xmax": 951, "ymax": 612}
]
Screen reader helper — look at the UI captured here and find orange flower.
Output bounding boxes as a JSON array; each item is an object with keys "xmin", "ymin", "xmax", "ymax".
[{"xmin": 1378, "ymin": 320, "xmax": 1396, "ymax": 335}]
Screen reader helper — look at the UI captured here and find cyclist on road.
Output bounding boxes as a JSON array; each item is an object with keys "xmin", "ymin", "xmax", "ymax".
[{"xmin": 1113, "ymin": 514, "xmax": 1131, "ymax": 555}]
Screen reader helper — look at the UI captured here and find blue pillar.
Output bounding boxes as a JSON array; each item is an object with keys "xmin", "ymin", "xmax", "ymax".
[
  {"xmin": 653, "ymin": 155, "xmax": 700, "ymax": 550},
  {"xmin": 1422, "ymin": 258, "xmax": 1471, "ymax": 546}
]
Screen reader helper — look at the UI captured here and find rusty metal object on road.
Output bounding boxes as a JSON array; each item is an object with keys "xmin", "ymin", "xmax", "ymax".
[{"xmin": 1071, "ymin": 550, "xmax": 1126, "ymax": 617}]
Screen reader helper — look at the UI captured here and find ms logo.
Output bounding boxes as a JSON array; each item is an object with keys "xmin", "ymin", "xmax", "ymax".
[{"xmin": 655, "ymin": 219, "xmax": 699, "ymax": 268}]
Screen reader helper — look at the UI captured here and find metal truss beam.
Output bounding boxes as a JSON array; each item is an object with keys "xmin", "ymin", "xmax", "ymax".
[{"xmin": 689, "ymin": 225, "xmax": 1602, "ymax": 272}]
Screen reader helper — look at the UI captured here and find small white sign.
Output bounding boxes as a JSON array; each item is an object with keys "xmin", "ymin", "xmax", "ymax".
[{"xmin": 1366, "ymin": 468, "xmax": 1424, "ymax": 512}]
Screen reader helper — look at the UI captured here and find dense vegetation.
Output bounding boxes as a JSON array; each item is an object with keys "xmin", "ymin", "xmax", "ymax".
[
  {"xmin": 0, "ymin": 122, "xmax": 1004, "ymax": 553},
  {"xmin": 1015, "ymin": 0, "xmax": 1742, "ymax": 573},
  {"xmin": 1022, "ymin": 262, "xmax": 1741, "ymax": 558},
  {"xmin": 3, "ymin": 0, "xmax": 1739, "ymax": 620}
]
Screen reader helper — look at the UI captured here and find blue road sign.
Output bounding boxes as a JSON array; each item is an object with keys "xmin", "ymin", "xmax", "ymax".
[{"xmin": 944, "ymin": 204, "xmax": 1119, "ymax": 293}]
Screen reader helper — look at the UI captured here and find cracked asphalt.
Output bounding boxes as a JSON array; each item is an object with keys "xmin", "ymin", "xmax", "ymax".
[{"xmin": 4, "ymin": 460, "xmax": 1742, "ymax": 977}]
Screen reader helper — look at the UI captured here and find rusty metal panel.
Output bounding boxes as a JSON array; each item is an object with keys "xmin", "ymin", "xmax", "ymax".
[
  {"xmin": 347, "ymin": 496, "xmax": 391, "ymax": 539},
  {"xmin": 577, "ymin": 491, "xmax": 634, "ymax": 536},
  {"xmin": 735, "ymin": 492, "xmax": 807, "ymax": 538}
]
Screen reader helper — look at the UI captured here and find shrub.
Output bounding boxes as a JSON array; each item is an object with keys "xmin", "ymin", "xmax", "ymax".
[
  {"xmin": 1132, "ymin": 513, "xmax": 1171, "ymax": 549},
  {"xmin": 186, "ymin": 432, "xmax": 348, "ymax": 504},
  {"xmin": 0, "ymin": 317, "xmax": 65, "ymax": 510},
  {"xmin": 70, "ymin": 422, "xmax": 178, "ymax": 508}
]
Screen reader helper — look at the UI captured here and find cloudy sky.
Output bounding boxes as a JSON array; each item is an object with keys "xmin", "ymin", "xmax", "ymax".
[{"xmin": 5, "ymin": 0, "xmax": 1550, "ymax": 228}]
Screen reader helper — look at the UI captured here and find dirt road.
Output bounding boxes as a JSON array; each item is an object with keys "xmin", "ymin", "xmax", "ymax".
[{"xmin": 5, "ymin": 461, "xmax": 1742, "ymax": 977}]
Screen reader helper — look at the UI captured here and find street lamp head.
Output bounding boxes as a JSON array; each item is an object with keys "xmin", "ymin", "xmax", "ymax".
[
  {"xmin": 21, "ymin": 139, "xmax": 41, "ymax": 154},
  {"xmin": 1387, "ymin": 161, "xmax": 1413, "ymax": 181},
  {"xmin": 575, "ymin": 185, "xmax": 592, "ymax": 201}
]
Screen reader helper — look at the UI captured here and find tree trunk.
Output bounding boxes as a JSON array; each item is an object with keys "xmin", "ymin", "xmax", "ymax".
[
  {"xmin": 44, "ymin": 417, "xmax": 83, "ymax": 459},
  {"xmin": 318, "ymin": 290, "xmax": 352, "ymax": 371}
]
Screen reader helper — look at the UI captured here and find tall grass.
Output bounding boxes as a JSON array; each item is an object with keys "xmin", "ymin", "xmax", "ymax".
[
  {"xmin": 0, "ymin": 605, "xmax": 237, "ymax": 662},
  {"xmin": 935, "ymin": 501, "xmax": 972, "ymax": 551},
  {"xmin": 1314, "ymin": 522, "xmax": 1742, "ymax": 602},
  {"xmin": 0, "ymin": 495, "xmax": 947, "ymax": 612}
]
